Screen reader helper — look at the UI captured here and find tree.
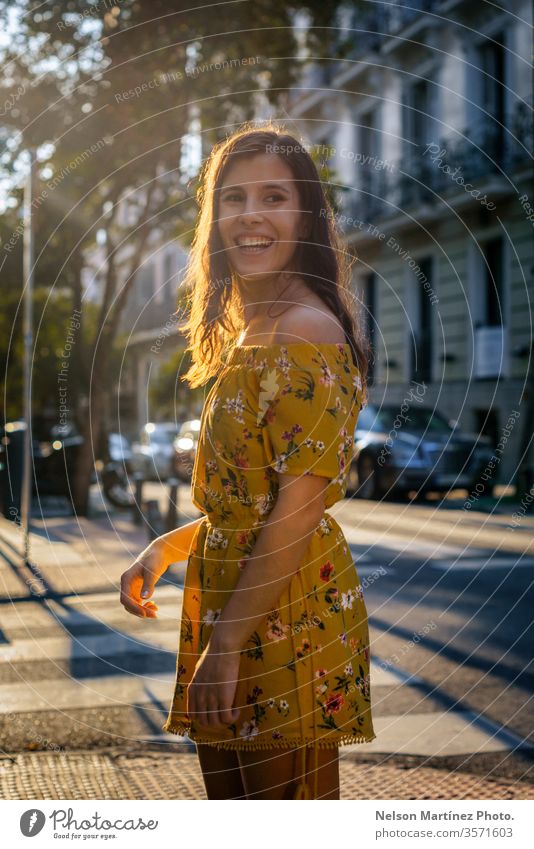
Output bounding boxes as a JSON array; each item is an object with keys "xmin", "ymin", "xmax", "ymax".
[{"xmin": 0, "ymin": 0, "xmax": 350, "ymax": 513}]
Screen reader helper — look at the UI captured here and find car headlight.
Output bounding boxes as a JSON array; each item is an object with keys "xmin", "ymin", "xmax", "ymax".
[
  {"xmin": 38, "ymin": 441, "xmax": 54, "ymax": 457},
  {"xmin": 175, "ymin": 437, "xmax": 194, "ymax": 451}
]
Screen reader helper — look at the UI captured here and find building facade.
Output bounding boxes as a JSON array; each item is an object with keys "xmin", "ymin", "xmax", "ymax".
[
  {"xmin": 288, "ymin": 0, "xmax": 533, "ymax": 484},
  {"xmin": 82, "ymin": 230, "xmax": 190, "ymax": 437}
]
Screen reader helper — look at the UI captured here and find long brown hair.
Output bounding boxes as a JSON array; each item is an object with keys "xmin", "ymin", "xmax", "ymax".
[{"xmin": 179, "ymin": 121, "xmax": 371, "ymax": 396}]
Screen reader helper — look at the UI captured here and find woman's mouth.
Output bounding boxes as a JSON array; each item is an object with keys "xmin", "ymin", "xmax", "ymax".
[{"xmin": 234, "ymin": 236, "xmax": 275, "ymax": 255}]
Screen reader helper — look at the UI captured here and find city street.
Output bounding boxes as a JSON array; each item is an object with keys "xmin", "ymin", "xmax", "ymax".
[
  {"xmin": 0, "ymin": 483, "xmax": 532, "ymax": 798},
  {"xmin": 1, "ymin": 0, "xmax": 532, "ymax": 821}
]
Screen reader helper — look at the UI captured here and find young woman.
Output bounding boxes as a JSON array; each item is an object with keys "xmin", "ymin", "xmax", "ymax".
[{"xmin": 120, "ymin": 123, "xmax": 376, "ymax": 799}]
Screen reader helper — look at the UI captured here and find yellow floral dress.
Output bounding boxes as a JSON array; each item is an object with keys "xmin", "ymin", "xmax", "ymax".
[{"xmin": 163, "ymin": 342, "xmax": 376, "ymax": 760}]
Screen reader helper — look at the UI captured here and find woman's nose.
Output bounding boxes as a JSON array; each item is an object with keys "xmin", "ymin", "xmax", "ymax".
[
  {"xmin": 238, "ymin": 194, "xmax": 264, "ymax": 219},
  {"xmin": 238, "ymin": 205, "xmax": 263, "ymax": 220}
]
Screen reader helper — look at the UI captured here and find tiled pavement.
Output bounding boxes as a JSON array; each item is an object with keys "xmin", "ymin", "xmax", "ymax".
[{"xmin": 1, "ymin": 747, "xmax": 532, "ymax": 800}]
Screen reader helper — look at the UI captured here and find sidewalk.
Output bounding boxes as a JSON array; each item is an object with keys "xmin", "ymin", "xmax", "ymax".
[
  {"xmin": 0, "ymin": 483, "xmax": 196, "ymax": 598},
  {"xmin": 1, "ymin": 744, "xmax": 533, "ymax": 800},
  {"xmin": 1, "ymin": 491, "xmax": 533, "ymax": 801}
]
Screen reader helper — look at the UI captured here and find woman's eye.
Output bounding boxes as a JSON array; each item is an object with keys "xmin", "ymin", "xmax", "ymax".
[{"xmin": 221, "ymin": 193, "xmax": 285, "ymax": 203}]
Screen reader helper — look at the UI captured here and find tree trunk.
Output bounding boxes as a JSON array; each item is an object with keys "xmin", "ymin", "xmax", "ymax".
[
  {"xmin": 71, "ymin": 329, "xmax": 113, "ymax": 515},
  {"xmin": 70, "ymin": 254, "xmax": 85, "ymax": 430}
]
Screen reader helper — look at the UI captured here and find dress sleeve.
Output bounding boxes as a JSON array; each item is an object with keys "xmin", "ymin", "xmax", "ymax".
[{"xmin": 260, "ymin": 345, "xmax": 363, "ymax": 482}]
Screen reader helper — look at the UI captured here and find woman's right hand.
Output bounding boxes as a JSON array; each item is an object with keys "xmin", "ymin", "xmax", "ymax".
[{"xmin": 120, "ymin": 541, "xmax": 168, "ymax": 619}]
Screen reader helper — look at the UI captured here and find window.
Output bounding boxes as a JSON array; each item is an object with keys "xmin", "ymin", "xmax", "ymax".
[
  {"xmin": 471, "ymin": 236, "xmax": 506, "ymax": 378},
  {"xmin": 410, "ymin": 256, "xmax": 433, "ymax": 384},
  {"xmin": 478, "ymin": 32, "xmax": 506, "ymax": 163},
  {"xmin": 360, "ymin": 109, "xmax": 379, "ymax": 161},
  {"xmin": 412, "ymin": 81, "xmax": 430, "ymax": 143},
  {"xmin": 357, "ymin": 108, "xmax": 383, "ymax": 217},
  {"xmin": 158, "ymin": 252, "xmax": 174, "ymax": 304},
  {"xmin": 402, "ymin": 74, "xmax": 440, "ymax": 204},
  {"xmin": 403, "ymin": 78, "xmax": 438, "ymax": 150},
  {"xmin": 482, "ymin": 238, "xmax": 504, "ymax": 327}
]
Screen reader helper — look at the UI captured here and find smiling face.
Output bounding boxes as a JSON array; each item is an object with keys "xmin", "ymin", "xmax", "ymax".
[{"xmin": 217, "ymin": 152, "xmax": 309, "ymax": 284}]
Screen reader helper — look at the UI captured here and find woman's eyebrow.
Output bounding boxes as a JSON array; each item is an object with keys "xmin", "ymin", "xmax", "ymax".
[{"xmin": 220, "ymin": 182, "xmax": 291, "ymax": 194}]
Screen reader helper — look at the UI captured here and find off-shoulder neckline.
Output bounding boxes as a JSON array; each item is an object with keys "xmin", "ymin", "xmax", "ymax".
[
  {"xmin": 233, "ymin": 341, "xmax": 351, "ymax": 349},
  {"xmin": 223, "ymin": 341, "xmax": 360, "ymax": 370}
]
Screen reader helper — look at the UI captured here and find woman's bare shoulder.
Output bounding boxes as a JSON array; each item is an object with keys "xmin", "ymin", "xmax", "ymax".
[{"xmin": 273, "ymin": 303, "xmax": 346, "ymax": 345}]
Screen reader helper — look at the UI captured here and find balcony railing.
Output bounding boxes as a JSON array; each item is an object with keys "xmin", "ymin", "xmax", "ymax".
[
  {"xmin": 341, "ymin": 105, "xmax": 532, "ymax": 230},
  {"xmin": 386, "ymin": 0, "xmax": 439, "ymax": 33},
  {"xmin": 344, "ymin": 0, "xmax": 442, "ymax": 60}
]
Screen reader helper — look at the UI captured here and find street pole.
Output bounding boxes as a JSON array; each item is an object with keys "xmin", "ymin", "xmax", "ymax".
[{"xmin": 21, "ymin": 146, "xmax": 35, "ymax": 568}]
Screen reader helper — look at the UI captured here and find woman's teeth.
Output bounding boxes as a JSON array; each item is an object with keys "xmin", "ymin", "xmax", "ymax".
[{"xmin": 235, "ymin": 238, "xmax": 274, "ymax": 254}]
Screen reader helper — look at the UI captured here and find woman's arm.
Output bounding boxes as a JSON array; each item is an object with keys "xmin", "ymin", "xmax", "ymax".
[
  {"xmin": 120, "ymin": 514, "xmax": 205, "ymax": 619},
  {"xmin": 155, "ymin": 514, "xmax": 205, "ymax": 565},
  {"xmin": 187, "ymin": 475, "xmax": 328, "ymax": 727}
]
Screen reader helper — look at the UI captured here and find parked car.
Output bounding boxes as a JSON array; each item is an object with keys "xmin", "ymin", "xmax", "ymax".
[
  {"xmin": 346, "ymin": 404, "xmax": 495, "ymax": 500},
  {"xmin": 0, "ymin": 419, "xmax": 85, "ymax": 507},
  {"xmin": 172, "ymin": 419, "xmax": 201, "ymax": 482},
  {"xmin": 31, "ymin": 420, "xmax": 85, "ymax": 497},
  {"xmin": 130, "ymin": 422, "xmax": 180, "ymax": 481},
  {"xmin": 0, "ymin": 419, "xmax": 135, "ymax": 516}
]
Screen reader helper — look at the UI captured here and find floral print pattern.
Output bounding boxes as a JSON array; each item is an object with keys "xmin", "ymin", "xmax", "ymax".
[{"xmin": 162, "ymin": 343, "xmax": 376, "ymax": 749}]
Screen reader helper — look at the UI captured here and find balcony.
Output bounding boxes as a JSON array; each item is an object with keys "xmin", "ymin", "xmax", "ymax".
[
  {"xmin": 343, "ymin": 0, "xmax": 442, "ymax": 62},
  {"xmin": 293, "ymin": 1, "xmax": 448, "ymax": 108},
  {"xmin": 341, "ymin": 105, "xmax": 532, "ymax": 234},
  {"xmin": 386, "ymin": 0, "xmax": 440, "ymax": 33}
]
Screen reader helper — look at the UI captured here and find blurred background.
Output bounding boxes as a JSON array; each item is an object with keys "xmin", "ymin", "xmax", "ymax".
[{"xmin": 0, "ymin": 0, "xmax": 532, "ymax": 517}]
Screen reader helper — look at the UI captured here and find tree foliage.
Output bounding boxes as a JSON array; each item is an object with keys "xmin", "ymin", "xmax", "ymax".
[{"xmin": 0, "ymin": 0, "xmax": 349, "ymax": 512}]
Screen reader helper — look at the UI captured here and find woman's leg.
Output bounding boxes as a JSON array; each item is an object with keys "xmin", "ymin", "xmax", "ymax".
[
  {"xmin": 237, "ymin": 745, "xmax": 340, "ymax": 800},
  {"xmin": 196, "ymin": 744, "xmax": 246, "ymax": 800}
]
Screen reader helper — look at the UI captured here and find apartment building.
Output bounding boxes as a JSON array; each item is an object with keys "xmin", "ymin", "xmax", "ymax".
[
  {"xmin": 288, "ymin": 0, "xmax": 533, "ymax": 483},
  {"xmin": 82, "ymin": 226, "xmax": 189, "ymax": 435}
]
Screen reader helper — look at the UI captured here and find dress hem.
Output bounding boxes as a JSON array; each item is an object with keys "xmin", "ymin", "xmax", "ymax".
[{"xmin": 162, "ymin": 721, "xmax": 377, "ymax": 750}]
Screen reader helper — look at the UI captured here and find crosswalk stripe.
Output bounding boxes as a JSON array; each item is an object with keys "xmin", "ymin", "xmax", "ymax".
[
  {"xmin": 0, "ymin": 629, "xmax": 182, "ymax": 664},
  {"xmin": 343, "ymin": 710, "xmax": 534, "ymax": 757},
  {"xmin": 430, "ymin": 556, "xmax": 534, "ymax": 571}
]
